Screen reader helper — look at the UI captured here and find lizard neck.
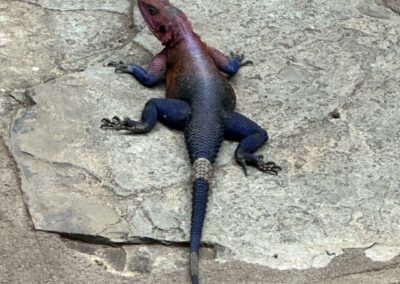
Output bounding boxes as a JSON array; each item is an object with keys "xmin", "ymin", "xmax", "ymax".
[{"xmin": 163, "ymin": 18, "xmax": 197, "ymax": 47}]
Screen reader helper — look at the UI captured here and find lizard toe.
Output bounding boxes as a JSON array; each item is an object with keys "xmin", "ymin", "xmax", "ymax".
[
  {"xmin": 101, "ymin": 116, "xmax": 132, "ymax": 130},
  {"xmin": 240, "ymin": 60, "xmax": 253, "ymax": 67},
  {"xmin": 100, "ymin": 118, "xmax": 116, "ymax": 129},
  {"xmin": 236, "ymin": 156, "xmax": 249, "ymax": 176},
  {"xmin": 256, "ymin": 159, "xmax": 282, "ymax": 175},
  {"xmin": 236, "ymin": 152, "xmax": 281, "ymax": 175},
  {"xmin": 229, "ymin": 51, "xmax": 253, "ymax": 68},
  {"xmin": 112, "ymin": 116, "xmax": 121, "ymax": 122}
]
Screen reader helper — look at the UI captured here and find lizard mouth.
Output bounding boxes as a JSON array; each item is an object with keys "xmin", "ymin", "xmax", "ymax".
[
  {"xmin": 137, "ymin": 2, "xmax": 167, "ymax": 39},
  {"xmin": 136, "ymin": 0, "xmax": 177, "ymax": 45}
]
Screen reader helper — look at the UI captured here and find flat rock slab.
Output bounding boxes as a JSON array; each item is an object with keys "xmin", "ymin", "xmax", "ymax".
[
  {"xmin": 10, "ymin": 0, "xmax": 400, "ymax": 271},
  {"xmin": 0, "ymin": 0, "xmax": 131, "ymax": 90}
]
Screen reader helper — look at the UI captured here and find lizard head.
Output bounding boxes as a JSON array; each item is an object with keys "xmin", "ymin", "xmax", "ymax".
[{"xmin": 137, "ymin": 0, "xmax": 192, "ymax": 46}]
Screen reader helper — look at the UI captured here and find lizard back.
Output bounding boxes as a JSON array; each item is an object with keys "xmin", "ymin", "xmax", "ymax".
[{"xmin": 165, "ymin": 34, "xmax": 236, "ymax": 113}]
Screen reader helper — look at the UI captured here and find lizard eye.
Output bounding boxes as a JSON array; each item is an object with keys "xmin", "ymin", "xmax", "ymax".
[
  {"xmin": 148, "ymin": 5, "xmax": 158, "ymax": 16},
  {"xmin": 159, "ymin": 25, "xmax": 167, "ymax": 34}
]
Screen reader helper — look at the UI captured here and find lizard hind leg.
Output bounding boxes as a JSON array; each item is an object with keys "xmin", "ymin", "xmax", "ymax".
[
  {"xmin": 100, "ymin": 98, "xmax": 191, "ymax": 133},
  {"xmin": 223, "ymin": 111, "xmax": 281, "ymax": 175}
]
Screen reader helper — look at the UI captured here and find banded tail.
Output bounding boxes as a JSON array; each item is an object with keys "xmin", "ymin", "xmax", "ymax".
[{"xmin": 190, "ymin": 158, "xmax": 213, "ymax": 284}]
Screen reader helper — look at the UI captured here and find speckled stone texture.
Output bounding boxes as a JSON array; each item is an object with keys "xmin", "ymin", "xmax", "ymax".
[{"xmin": 2, "ymin": 0, "xmax": 400, "ymax": 282}]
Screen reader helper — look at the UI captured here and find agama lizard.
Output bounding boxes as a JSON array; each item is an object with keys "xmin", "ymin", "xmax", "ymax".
[{"xmin": 101, "ymin": 1, "xmax": 281, "ymax": 283}]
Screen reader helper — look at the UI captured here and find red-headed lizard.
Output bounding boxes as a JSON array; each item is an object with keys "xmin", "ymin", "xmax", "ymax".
[{"xmin": 101, "ymin": 1, "xmax": 281, "ymax": 282}]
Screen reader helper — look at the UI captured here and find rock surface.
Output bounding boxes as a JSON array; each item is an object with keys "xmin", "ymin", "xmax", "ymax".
[{"xmin": 2, "ymin": 0, "xmax": 400, "ymax": 283}]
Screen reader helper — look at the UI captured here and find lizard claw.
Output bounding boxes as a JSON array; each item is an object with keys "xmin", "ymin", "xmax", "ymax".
[
  {"xmin": 240, "ymin": 60, "xmax": 253, "ymax": 67},
  {"xmin": 236, "ymin": 152, "xmax": 281, "ymax": 176},
  {"xmin": 256, "ymin": 159, "xmax": 282, "ymax": 175},
  {"xmin": 106, "ymin": 60, "xmax": 124, "ymax": 67},
  {"xmin": 105, "ymin": 60, "xmax": 132, "ymax": 73},
  {"xmin": 230, "ymin": 51, "xmax": 253, "ymax": 67},
  {"xmin": 237, "ymin": 156, "xmax": 249, "ymax": 176},
  {"xmin": 100, "ymin": 116, "xmax": 135, "ymax": 130},
  {"xmin": 112, "ymin": 116, "xmax": 121, "ymax": 122},
  {"xmin": 100, "ymin": 115, "xmax": 149, "ymax": 133},
  {"xmin": 115, "ymin": 64, "xmax": 131, "ymax": 73}
]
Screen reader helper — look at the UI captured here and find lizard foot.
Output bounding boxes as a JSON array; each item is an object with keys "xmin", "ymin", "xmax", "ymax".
[
  {"xmin": 230, "ymin": 51, "xmax": 253, "ymax": 67},
  {"xmin": 106, "ymin": 61, "xmax": 132, "ymax": 73},
  {"xmin": 100, "ymin": 116, "xmax": 148, "ymax": 133},
  {"xmin": 236, "ymin": 153, "xmax": 281, "ymax": 176}
]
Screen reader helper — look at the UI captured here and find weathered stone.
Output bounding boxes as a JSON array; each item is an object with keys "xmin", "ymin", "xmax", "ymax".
[
  {"xmin": 377, "ymin": 0, "xmax": 400, "ymax": 14},
  {"xmin": 366, "ymin": 244, "xmax": 400, "ymax": 262},
  {"xmin": 24, "ymin": 0, "xmax": 131, "ymax": 14},
  {"xmin": 128, "ymin": 251, "xmax": 152, "ymax": 273},
  {"xmin": 66, "ymin": 241, "xmax": 127, "ymax": 271},
  {"xmin": 0, "ymin": 1, "xmax": 131, "ymax": 90},
  {"xmin": 123, "ymin": 245, "xmax": 187, "ymax": 275},
  {"xmin": 7, "ymin": 0, "xmax": 400, "ymax": 276}
]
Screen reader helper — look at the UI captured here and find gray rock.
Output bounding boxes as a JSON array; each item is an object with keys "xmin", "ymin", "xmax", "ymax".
[
  {"xmin": 377, "ymin": 0, "xmax": 400, "ymax": 15},
  {"xmin": 7, "ymin": 0, "xmax": 400, "ymax": 275},
  {"xmin": 0, "ymin": 1, "xmax": 131, "ymax": 90},
  {"xmin": 66, "ymin": 241, "xmax": 127, "ymax": 271},
  {"xmin": 24, "ymin": 0, "xmax": 131, "ymax": 14}
]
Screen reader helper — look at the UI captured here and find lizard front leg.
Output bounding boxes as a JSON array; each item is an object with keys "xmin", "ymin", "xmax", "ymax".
[
  {"xmin": 208, "ymin": 46, "xmax": 253, "ymax": 78},
  {"xmin": 223, "ymin": 111, "xmax": 281, "ymax": 175},
  {"xmin": 101, "ymin": 98, "xmax": 190, "ymax": 133},
  {"xmin": 107, "ymin": 49, "xmax": 167, "ymax": 87}
]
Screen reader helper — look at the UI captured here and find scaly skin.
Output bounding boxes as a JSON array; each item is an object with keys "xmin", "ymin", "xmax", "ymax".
[{"xmin": 101, "ymin": 1, "xmax": 281, "ymax": 283}]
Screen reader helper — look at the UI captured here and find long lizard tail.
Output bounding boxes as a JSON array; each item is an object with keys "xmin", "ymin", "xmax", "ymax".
[
  {"xmin": 185, "ymin": 109, "xmax": 223, "ymax": 283},
  {"xmin": 190, "ymin": 158, "xmax": 213, "ymax": 284}
]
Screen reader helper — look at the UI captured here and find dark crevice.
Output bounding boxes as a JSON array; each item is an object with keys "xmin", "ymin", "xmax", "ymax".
[
  {"xmin": 0, "ymin": 138, "xmax": 57, "ymax": 277},
  {"xmin": 0, "ymin": 134, "xmax": 54, "ymax": 272},
  {"xmin": 0, "ymin": 135, "xmax": 34, "ymax": 230},
  {"xmin": 6, "ymin": 73, "xmax": 67, "ymax": 96},
  {"xmin": 57, "ymin": 231, "xmax": 217, "ymax": 250},
  {"xmin": 8, "ymin": 90, "xmax": 37, "ymax": 107}
]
